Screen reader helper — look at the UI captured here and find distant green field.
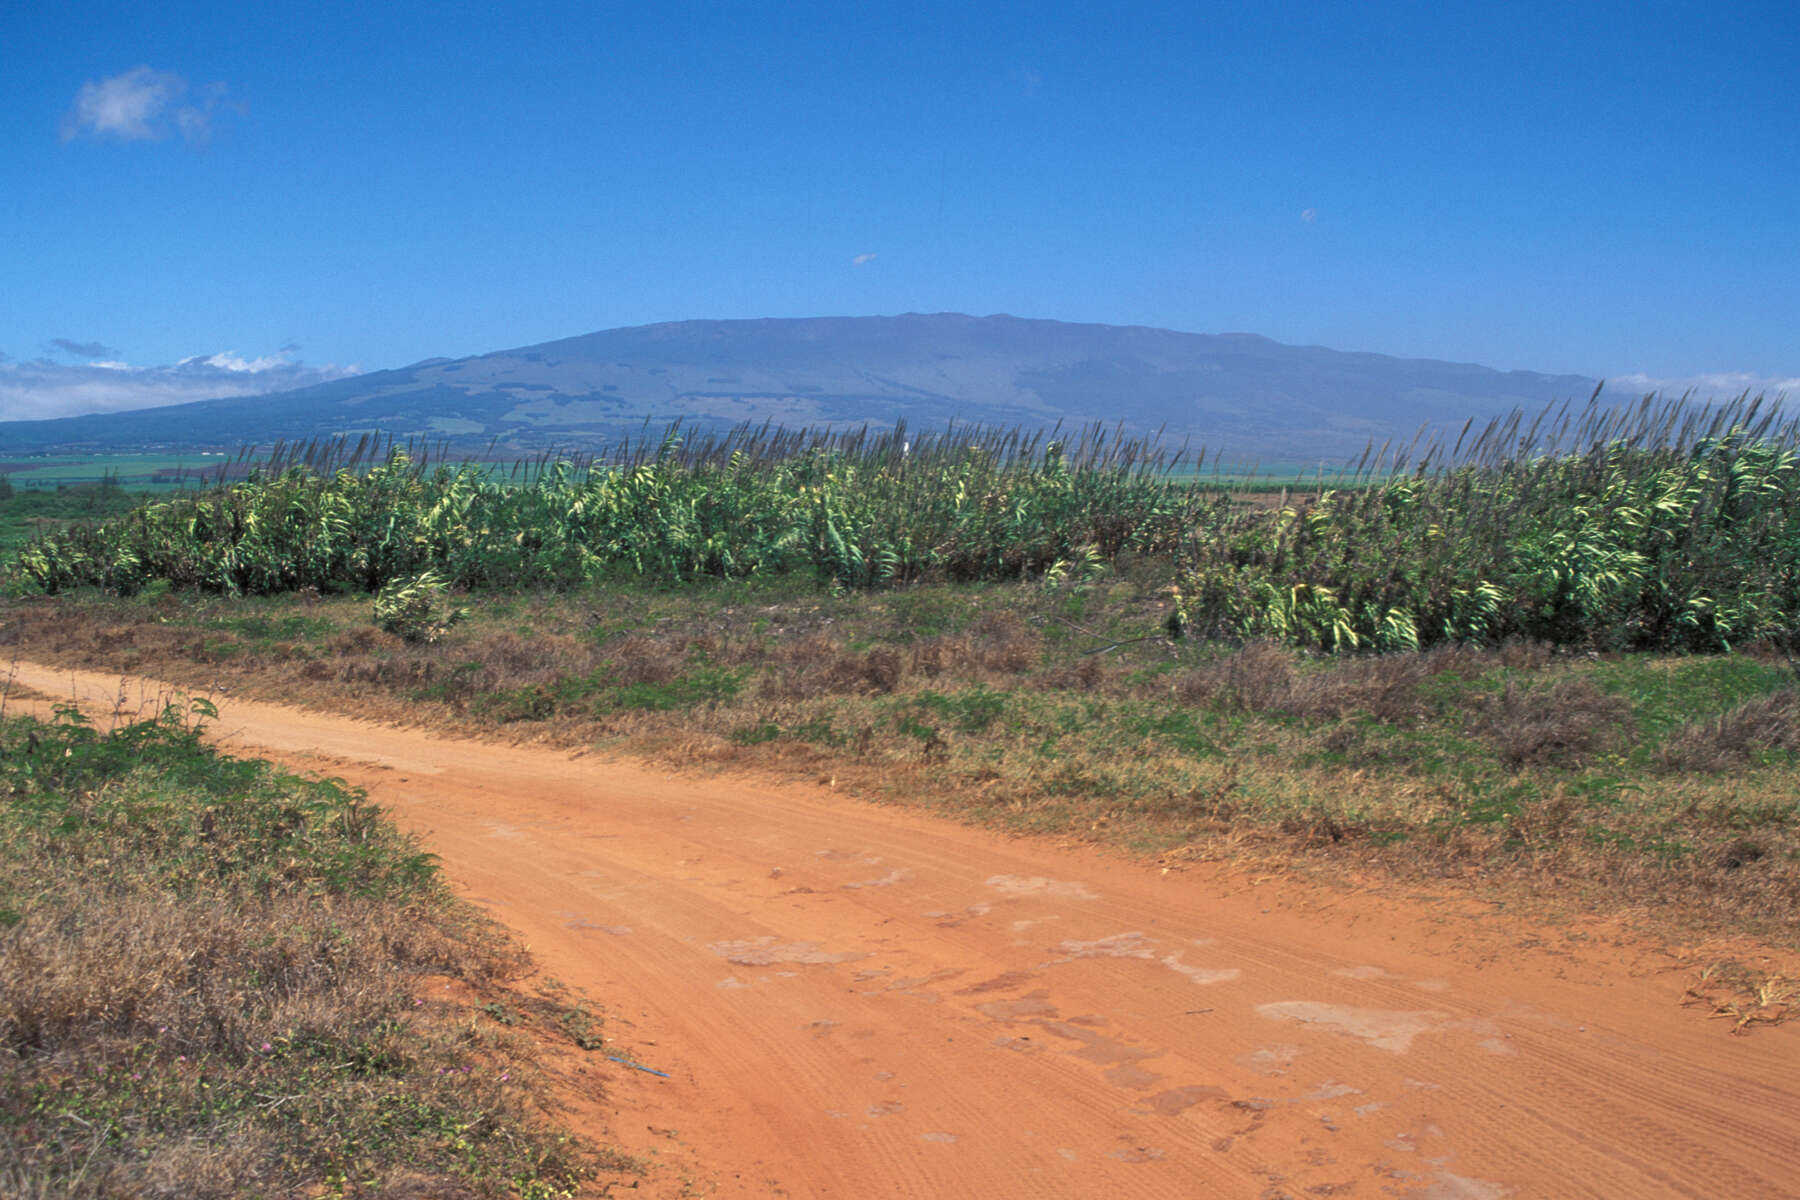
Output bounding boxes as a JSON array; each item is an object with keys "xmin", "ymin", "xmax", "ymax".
[
  {"xmin": 0, "ymin": 452, "xmax": 237, "ymax": 491},
  {"xmin": 0, "ymin": 483, "xmax": 147, "ymax": 554}
]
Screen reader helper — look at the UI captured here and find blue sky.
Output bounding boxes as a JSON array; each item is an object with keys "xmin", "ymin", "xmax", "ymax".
[{"xmin": 4, "ymin": 1, "xmax": 1797, "ymax": 419}]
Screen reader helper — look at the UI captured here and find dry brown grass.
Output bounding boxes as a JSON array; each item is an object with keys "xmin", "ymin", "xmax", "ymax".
[
  {"xmin": 760, "ymin": 636, "xmax": 906, "ymax": 699},
  {"xmin": 1468, "ymin": 677, "xmax": 1632, "ymax": 769},
  {"xmin": 0, "ymin": 707, "xmax": 630, "ymax": 1198},
  {"xmin": 0, "ymin": 886, "xmax": 622, "ymax": 1196},
  {"xmin": 1657, "ymin": 690, "xmax": 1800, "ymax": 772},
  {"xmin": 754, "ymin": 612, "xmax": 1041, "ymax": 701},
  {"xmin": 1171, "ymin": 640, "xmax": 1508, "ymax": 724},
  {"xmin": 1682, "ymin": 961, "xmax": 1797, "ymax": 1034}
]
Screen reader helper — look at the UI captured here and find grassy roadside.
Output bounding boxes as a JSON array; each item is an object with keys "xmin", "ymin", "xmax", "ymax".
[
  {"xmin": 0, "ymin": 697, "xmax": 633, "ymax": 1198},
  {"xmin": 7, "ymin": 568, "xmax": 1797, "ymax": 950}
]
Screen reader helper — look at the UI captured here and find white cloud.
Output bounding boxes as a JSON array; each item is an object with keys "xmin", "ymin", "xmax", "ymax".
[
  {"xmin": 1608, "ymin": 371, "xmax": 1800, "ymax": 399},
  {"xmin": 851, "ymin": 252, "xmax": 877, "ymax": 266},
  {"xmin": 190, "ymin": 351, "xmax": 289, "ymax": 373},
  {"xmin": 61, "ymin": 67, "xmax": 240, "ymax": 144},
  {"xmin": 0, "ymin": 350, "xmax": 360, "ymax": 422}
]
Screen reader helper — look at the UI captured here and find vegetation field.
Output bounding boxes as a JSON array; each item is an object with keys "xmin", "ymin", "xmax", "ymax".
[
  {"xmin": 0, "ymin": 480, "xmax": 146, "ymax": 557},
  {"xmin": 0, "ymin": 454, "xmax": 236, "ymax": 493},
  {"xmin": 13, "ymin": 398, "xmax": 1800, "ymax": 654}
]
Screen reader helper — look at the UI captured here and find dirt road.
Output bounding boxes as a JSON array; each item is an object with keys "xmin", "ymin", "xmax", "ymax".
[{"xmin": 12, "ymin": 661, "xmax": 1798, "ymax": 1199}]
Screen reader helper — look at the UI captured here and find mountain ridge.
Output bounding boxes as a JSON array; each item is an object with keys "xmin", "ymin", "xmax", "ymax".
[{"xmin": 0, "ymin": 313, "xmax": 1600, "ymax": 461}]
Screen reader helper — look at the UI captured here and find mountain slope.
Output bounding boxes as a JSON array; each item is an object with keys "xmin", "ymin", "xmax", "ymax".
[{"xmin": 0, "ymin": 314, "xmax": 1599, "ymax": 461}]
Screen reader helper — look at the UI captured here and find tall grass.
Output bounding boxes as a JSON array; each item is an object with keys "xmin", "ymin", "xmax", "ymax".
[
  {"xmin": 12, "ymin": 396, "xmax": 1798, "ymax": 653},
  {"xmin": 14, "ymin": 421, "xmax": 1203, "ymax": 596},
  {"xmin": 1171, "ymin": 393, "xmax": 1800, "ymax": 652}
]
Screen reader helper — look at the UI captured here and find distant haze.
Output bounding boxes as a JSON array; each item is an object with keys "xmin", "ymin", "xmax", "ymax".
[{"xmin": 0, "ymin": 313, "xmax": 1604, "ymax": 462}]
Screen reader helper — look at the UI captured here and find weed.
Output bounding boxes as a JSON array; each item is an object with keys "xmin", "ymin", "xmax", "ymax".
[
  {"xmin": 1683, "ymin": 962, "xmax": 1796, "ymax": 1034},
  {"xmin": 477, "ymin": 1002, "xmax": 518, "ymax": 1026},
  {"xmin": 729, "ymin": 721, "xmax": 783, "ymax": 746},
  {"xmin": 612, "ymin": 666, "xmax": 744, "ymax": 711},
  {"xmin": 1469, "ymin": 678, "xmax": 1631, "ymax": 769},
  {"xmin": 1657, "ymin": 690, "xmax": 1800, "ymax": 772},
  {"xmin": 373, "ymin": 569, "xmax": 465, "ymax": 643},
  {"xmin": 219, "ymin": 614, "xmax": 334, "ymax": 642},
  {"xmin": 913, "ymin": 687, "xmax": 1009, "ymax": 734}
]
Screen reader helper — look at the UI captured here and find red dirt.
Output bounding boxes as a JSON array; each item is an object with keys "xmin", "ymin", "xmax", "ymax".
[{"xmin": 11, "ymin": 661, "xmax": 1799, "ymax": 1199}]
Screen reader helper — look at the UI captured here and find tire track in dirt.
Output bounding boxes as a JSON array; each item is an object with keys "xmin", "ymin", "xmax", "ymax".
[{"xmin": 12, "ymin": 662, "xmax": 1798, "ymax": 1199}]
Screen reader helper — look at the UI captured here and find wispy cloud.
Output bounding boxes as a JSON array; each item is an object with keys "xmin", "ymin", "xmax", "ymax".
[
  {"xmin": 1608, "ymin": 370, "xmax": 1800, "ymax": 399},
  {"xmin": 50, "ymin": 338, "xmax": 118, "ymax": 359},
  {"xmin": 0, "ymin": 350, "xmax": 359, "ymax": 422},
  {"xmin": 851, "ymin": 252, "xmax": 877, "ymax": 266},
  {"xmin": 61, "ymin": 66, "xmax": 242, "ymax": 144}
]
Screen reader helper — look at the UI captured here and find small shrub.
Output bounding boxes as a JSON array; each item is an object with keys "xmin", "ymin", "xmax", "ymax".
[
  {"xmin": 605, "ymin": 635, "xmax": 687, "ymax": 685},
  {"xmin": 761, "ymin": 639, "xmax": 907, "ymax": 698},
  {"xmin": 1657, "ymin": 690, "xmax": 1800, "ymax": 772},
  {"xmin": 914, "ymin": 686, "xmax": 1009, "ymax": 734},
  {"xmin": 373, "ymin": 570, "xmax": 465, "ymax": 643},
  {"xmin": 824, "ymin": 647, "xmax": 905, "ymax": 695},
  {"xmin": 1040, "ymin": 654, "xmax": 1118, "ymax": 692},
  {"xmin": 1469, "ymin": 678, "xmax": 1631, "ymax": 769},
  {"xmin": 1173, "ymin": 642, "xmax": 1297, "ymax": 713},
  {"xmin": 480, "ymin": 685, "xmax": 558, "ymax": 723}
]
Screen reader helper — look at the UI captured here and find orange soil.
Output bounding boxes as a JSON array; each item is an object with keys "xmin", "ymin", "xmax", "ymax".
[{"xmin": 10, "ymin": 661, "xmax": 1798, "ymax": 1199}]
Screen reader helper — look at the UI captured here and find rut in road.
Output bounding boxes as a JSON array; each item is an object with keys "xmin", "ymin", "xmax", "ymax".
[{"xmin": 11, "ymin": 661, "xmax": 1799, "ymax": 1200}]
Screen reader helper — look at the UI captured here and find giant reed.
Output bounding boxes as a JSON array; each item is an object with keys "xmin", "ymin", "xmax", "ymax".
[{"xmin": 15, "ymin": 396, "xmax": 1798, "ymax": 653}]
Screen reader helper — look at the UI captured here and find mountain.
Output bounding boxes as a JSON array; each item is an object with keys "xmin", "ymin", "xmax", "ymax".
[{"xmin": 0, "ymin": 314, "xmax": 1600, "ymax": 462}]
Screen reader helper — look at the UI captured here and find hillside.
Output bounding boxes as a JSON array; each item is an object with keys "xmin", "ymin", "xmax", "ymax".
[{"xmin": 0, "ymin": 314, "xmax": 1599, "ymax": 461}]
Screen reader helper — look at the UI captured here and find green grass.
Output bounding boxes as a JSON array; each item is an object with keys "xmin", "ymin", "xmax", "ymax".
[
  {"xmin": 1, "ymin": 454, "xmax": 230, "ymax": 488},
  {"xmin": 216, "ymin": 612, "xmax": 337, "ymax": 643},
  {"xmin": 1587, "ymin": 655, "xmax": 1793, "ymax": 744},
  {"xmin": 0, "ymin": 481, "xmax": 149, "ymax": 555}
]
